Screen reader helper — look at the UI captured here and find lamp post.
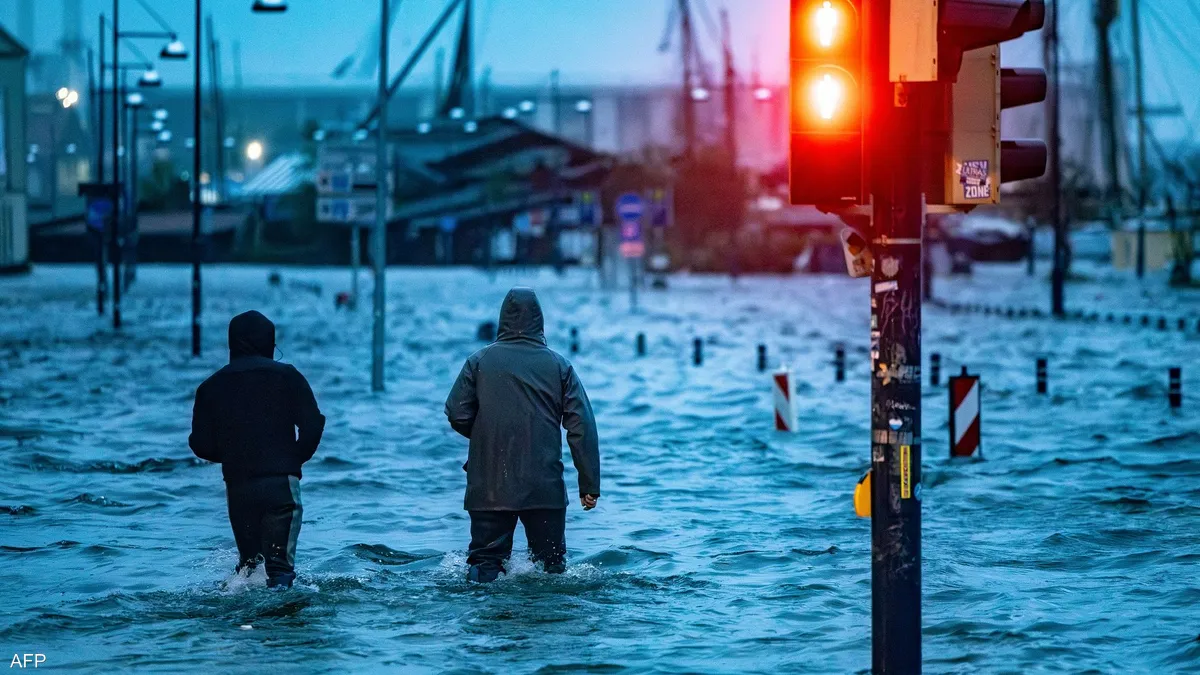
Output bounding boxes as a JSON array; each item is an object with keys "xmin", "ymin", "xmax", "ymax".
[
  {"xmin": 372, "ymin": 0, "xmax": 389, "ymax": 392},
  {"xmin": 125, "ymin": 90, "xmax": 145, "ymax": 288},
  {"xmin": 183, "ymin": 0, "xmax": 286, "ymax": 357}
]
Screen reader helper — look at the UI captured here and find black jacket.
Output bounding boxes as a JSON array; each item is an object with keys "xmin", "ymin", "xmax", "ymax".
[
  {"xmin": 445, "ymin": 287, "xmax": 600, "ymax": 511},
  {"xmin": 189, "ymin": 311, "xmax": 325, "ymax": 483}
]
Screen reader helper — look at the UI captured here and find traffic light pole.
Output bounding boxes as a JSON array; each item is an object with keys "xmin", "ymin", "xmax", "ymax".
[{"xmin": 869, "ymin": 82, "xmax": 924, "ymax": 675}]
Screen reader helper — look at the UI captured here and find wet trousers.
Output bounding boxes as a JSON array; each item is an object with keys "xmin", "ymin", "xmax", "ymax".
[
  {"xmin": 466, "ymin": 509, "xmax": 567, "ymax": 582},
  {"xmin": 226, "ymin": 475, "xmax": 302, "ymax": 588}
]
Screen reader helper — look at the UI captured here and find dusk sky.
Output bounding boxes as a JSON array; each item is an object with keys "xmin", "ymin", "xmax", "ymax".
[{"xmin": 3, "ymin": 0, "xmax": 1197, "ymax": 140}]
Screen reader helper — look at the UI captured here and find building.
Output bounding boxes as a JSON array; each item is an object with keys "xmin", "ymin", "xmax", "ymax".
[{"xmin": 0, "ymin": 24, "xmax": 29, "ymax": 274}]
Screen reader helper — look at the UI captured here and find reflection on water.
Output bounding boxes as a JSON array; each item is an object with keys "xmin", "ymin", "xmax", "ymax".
[{"xmin": 0, "ymin": 264, "xmax": 1196, "ymax": 672}]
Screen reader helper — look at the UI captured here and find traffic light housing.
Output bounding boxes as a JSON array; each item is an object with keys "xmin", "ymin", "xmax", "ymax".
[
  {"xmin": 789, "ymin": 0, "xmax": 863, "ymax": 206},
  {"xmin": 933, "ymin": 0, "xmax": 1048, "ymax": 205}
]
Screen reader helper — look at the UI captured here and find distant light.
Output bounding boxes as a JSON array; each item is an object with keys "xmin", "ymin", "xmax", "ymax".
[
  {"xmin": 29, "ymin": 144, "xmax": 39, "ymax": 154},
  {"xmin": 753, "ymin": 86, "xmax": 773, "ymax": 102},
  {"xmin": 151, "ymin": 120, "xmax": 165, "ymax": 132},
  {"xmin": 246, "ymin": 140, "xmax": 264, "ymax": 161},
  {"xmin": 161, "ymin": 39, "xmax": 188, "ymax": 60},
  {"xmin": 464, "ymin": 120, "xmax": 478, "ymax": 133},
  {"xmin": 224, "ymin": 136, "xmax": 236, "ymax": 149},
  {"xmin": 65, "ymin": 143, "xmax": 77, "ymax": 155},
  {"xmin": 417, "ymin": 122, "xmax": 432, "ymax": 134},
  {"xmin": 185, "ymin": 138, "xmax": 195, "ymax": 149},
  {"xmin": 157, "ymin": 130, "xmax": 173, "ymax": 144},
  {"xmin": 815, "ymin": 1, "xmax": 839, "ymax": 49},
  {"xmin": 26, "ymin": 153, "xmax": 35, "ymax": 164},
  {"xmin": 153, "ymin": 108, "xmax": 169, "ymax": 121},
  {"xmin": 502, "ymin": 107, "xmax": 518, "ymax": 119},
  {"xmin": 312, "ymin": 129, "xmax": 326, "ymax": 141},
  {"xmin": 813, "ymin": 73, "xmax": 842, "ymax": 120},
  {"xmin": 691, "ymin": 87, "xmax": 710, "ymax": 102},
  {"xmin": 117, "ymin": 146, "xmax": 126, "ymax": 157},
  {"xmin": 252, "ymin": 0, "xmax": 288, "ymax": 12},
  {"xmin": 449, "ymin": 107, "xmax": 465, "ymax": 120},
  {"xmin": 138, "ymin": 70, "xmax": 163, "ymax": 88},
  {"xmin": 61, "ymin": 90, "xmax": 80, "ymax": 108},
  {"xmin": 575, "ymin": 99, "xmax": 593, "ymax": 114},
  {"xmin": 353, "ymin": 128, "xmax": 368, "ymax": 142},
  {"xmin": 518, "ymin": 99, "xmax": 536, "ymax": 113},
  {"xmin": 56, "ymin": 87, "xmax": 70, "ymax": 101},
  {"xmin": 125, "ymin": 92, "xmax": 145, "ymax": 108}
]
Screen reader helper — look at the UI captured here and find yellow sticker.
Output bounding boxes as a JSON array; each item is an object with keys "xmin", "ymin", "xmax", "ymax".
[{"xmin": 900, "ymin": 445, "xmax": 912, "ymax": 499}]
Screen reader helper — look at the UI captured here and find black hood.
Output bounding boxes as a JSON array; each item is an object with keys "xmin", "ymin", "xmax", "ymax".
[
  {"xmin": 496, "ymin": 287, "xmax": 545, "ymax": 344},
  {"xmin": 228, "ymin": 310, "xmax": 276, "ymax": 360}
]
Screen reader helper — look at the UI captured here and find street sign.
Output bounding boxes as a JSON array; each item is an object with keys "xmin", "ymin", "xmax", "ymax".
[
  {"xmin": 616, "ymin": 192, "xmax": 645, "ymax": 259},
  {"xmin": 647, "ymin": 187, "xmax": 673, "ymax": 228},
  {"xmin": 315, "ymin": 144, "xmax": 387, "ymax": 225},
  {"xmin": 85, "ymin": 197, "xmax": 114, "ymax": 232},
  {"xmin": 577, "ymin": 190, "xmax": 601, "ymax": 227}
]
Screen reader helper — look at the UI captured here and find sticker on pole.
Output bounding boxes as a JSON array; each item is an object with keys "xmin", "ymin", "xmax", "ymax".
[
  {"xmin": 948, "ymin": 368, "xmax": 981, "ymax": 458},
  {"xmin": 616, "ymin": 192, "xmax": 645, "ymax": 258}
]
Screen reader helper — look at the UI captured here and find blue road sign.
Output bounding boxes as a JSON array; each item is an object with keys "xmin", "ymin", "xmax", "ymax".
[
  {"xmin": 85, "ymin": 197, "xmax": 114, "ymax": 232},
  {"xmin": 615, "ymin": 192, "xmax": 644, "ymax": 223}
]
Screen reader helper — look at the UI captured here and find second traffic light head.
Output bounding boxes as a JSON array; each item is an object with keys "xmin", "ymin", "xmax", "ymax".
[{"xmin": 938, "ymin": 0, "xmax": 1045, "ymax": 80}]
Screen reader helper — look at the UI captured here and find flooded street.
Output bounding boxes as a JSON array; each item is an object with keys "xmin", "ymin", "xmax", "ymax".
[{"xmin": 1, "ymin": 264, "xmax": 1197, "ymax": 673}]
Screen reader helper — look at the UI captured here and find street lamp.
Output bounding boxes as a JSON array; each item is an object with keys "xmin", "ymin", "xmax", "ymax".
[
  {"xmin": 417, "ymin": 122, "xmax": 432, "ymax": 134},
  {"xmin": 449, "ymin": 107, "xmax": 465, "ymax": 120},
  {"xmin": 312, "ymin": 129, "xmax": 326, "ymax": 141},
  {"xmin": 157, "ymin": 130, "xmax": 173, "ymax": 144},
  {"xmin": 691, "ymin": 86, "xmax": 711, "ymax": 102},
  {"xmin": 245, "ymin": 140, "xmax": 264, "ymax": 161},
  {"xmin": 56, "ymin": 87, "xmax": 80, "ymax": 108},
  {"xmin": 502, "ymin": 107, "xmax": 518, "ymax": 120},
  {"xmin": 464, "ymin": 120, "xmax": 478, "ymax": 133},
  {"xmin": 125, "ymin": 92, "xmax": 144, "ymax": 108},
  {"xmin": 753, "ymin": 86, "xmax": 773, "ymax": 102},
  {"xmin": 153, "ymin": 108, "xmax": 168, "ymax": 121},
  {"xmin": 518, "ymin": 99, "xmax": 536, "ymax": 114},
  {"xmin": 151, "ymin": 119, "xmax": 164, "ymax": 132},
  {"xmin": 160, "ymin": 38, "xmax": 188, "ymax": 60},
  {"xmin": 353, "ymin": 128, "xmax": 369, "ymax": 142},
  {"xmin": 251, "ymin": 0, "xmax": 288, "ymax": 12},
  {"xmin": 138, "ymin": 69, "xmax": 162, "ymax": 88},
  {"xmin": 575, "ymin": 99, "xmax": 594, "ymax": 147}
]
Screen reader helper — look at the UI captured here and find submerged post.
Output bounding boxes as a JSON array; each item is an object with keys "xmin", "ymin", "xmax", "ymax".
[
  {"xmin": 835, "ymin": 343, "xmax": 846, "ymax": 382},
  {"xmin": 1169, "ymin": 368, "xmax": 1181, "ymax": 409},
  {"xmin": 570, "ymin": 327, "xmax": 580, "ymax": 354},
  {"xmin": 757, "ymin": 344, "xmax": 768, "ymax": 372},
  {"xmin": 636, "ymin": 332, "xmax": 647, "ymax": 356},
  {"xmin": 693, "ymin": 337, "xmax": 702, "ymax": 366},
  {"xmin": 930, "ymin": 353, "xmax": 941, "ymax": 387},
  {"xmin": 1037, "ymin": 358, "xmax": 1048, "ymax": 394}
]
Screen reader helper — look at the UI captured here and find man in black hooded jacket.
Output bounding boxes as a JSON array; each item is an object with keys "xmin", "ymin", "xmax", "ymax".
[
  {"xmin": 445, "ymin": 287, "xmax": 601, "ymax": 582},
  {"xmin": 189, "ymin": 310, "xmax": 325, "ymax": 588}
]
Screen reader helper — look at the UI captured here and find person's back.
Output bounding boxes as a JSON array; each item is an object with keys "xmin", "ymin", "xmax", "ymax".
[
  {"xmin": 445, "ymin": 287, "xmax": 600, "ymax": 582},
  {"xmin": 190, "ymin": 310, "xmax": 325, "ymax": 588}
]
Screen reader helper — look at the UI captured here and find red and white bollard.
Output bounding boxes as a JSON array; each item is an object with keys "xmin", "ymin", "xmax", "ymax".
[
  {"xmin": 949, "ymin": 366, "xmax": 981, "ymax": 457},
  {"xmin": 773, "ymin": 367, "xmax": 797, "ymax": 432}
]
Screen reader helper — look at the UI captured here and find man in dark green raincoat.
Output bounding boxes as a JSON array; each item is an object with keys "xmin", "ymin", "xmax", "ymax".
[{"xmin": 445, "ymin": 287, "xmax": 601, "ymax": 582}]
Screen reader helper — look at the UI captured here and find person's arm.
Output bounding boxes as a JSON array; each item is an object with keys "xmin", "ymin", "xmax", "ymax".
[
  {"xmin": 291, "ymin": 367, "xmax": 326, "ymax": 464},
  {"xmin": 562, "ymin": 364, "xmax": 600, "ymax": 506},
  {"xmin": 188, "ymin": 382, "xmax": 220, "ymax": 463},
  {"xmin": 445, "ymin": 357, "xmax": 479, "ymax": 439}
]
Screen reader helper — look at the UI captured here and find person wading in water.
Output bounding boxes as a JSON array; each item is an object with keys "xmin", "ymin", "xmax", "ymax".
[
  {"xmin": 445, "ymin": 287, "xmax": 601, "ymax": 583},
  {"xmin": 189, "ymin": 310, "xmax": 325, "ymax": 589}
]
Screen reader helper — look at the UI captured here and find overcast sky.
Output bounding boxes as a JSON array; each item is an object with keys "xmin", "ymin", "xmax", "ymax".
[{"xmin": 3, "ymin": 0, "xmax": 1197, "ymax": 140}]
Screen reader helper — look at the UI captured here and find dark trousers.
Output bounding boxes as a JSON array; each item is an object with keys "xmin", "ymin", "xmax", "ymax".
[
  {"xmin": 467, "ymin": 509, "xmax": 567, "ymax": 581},
  {"xmin": 226, "ymin": 475, "xmax": 303, "ymax": 588}
]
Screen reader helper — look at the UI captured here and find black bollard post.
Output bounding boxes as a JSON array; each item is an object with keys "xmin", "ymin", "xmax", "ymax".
[
  {"xmin": 693, "ymin": 337, "xmax": 703, "ymax": 366},
  {"xmin": 1037, "ymin": 358, "xmax": 1048, "ymax": 395},
  {"xmin": 835, "ymin": 344, "xmax": 846, "ymax": 382},
  {"xmin": 1158, "ymin": 317, "xmax": 1168, "ymax": 331},
  {"xmin": 570, "ymin": 327, "xmax": 580, "ymax": 354},
  {"xmin": 757, "ymin": 344, "xmax": 768, "ymax": 372},
  {"xmin": 1106, "ymin": 313, "xmax": 1115, "ymax": 323},
  {"xmin": 1141, "ymin": 315, "xmax": 1150, "ymax": 327},
  {"xmin": 1124, "ymin": 315, "xmax": 1132, "ymax": 325},
  {"xmin": 930, "ymin": 353, "xmax": 941, "ymax": 387},
  {"xmin": 477, "ymin": 321, "xmax": 497, "ymax": 342},
  {"xmin": 1179, "ymin": 318, "xmax": 1187, "ymax": 332},
  {"xmin": 636, "ymin": 332, "xmax": 647, "ymax": 357},
  {"xmin": 1169, "ymin": 368, "xmax": 1182, "ymax": 409}
]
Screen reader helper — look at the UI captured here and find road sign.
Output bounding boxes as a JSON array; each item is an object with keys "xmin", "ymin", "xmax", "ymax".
[
  {"xmin": 615, "ymin": 192, "xmax": 644, "ymax": 222},
  {"xmin": 85, "ymin": 197, "xmax": 114, "ymax": 232},
  {"xmin": 615, "ymin": 193, "xmax": 645, "ymax": 258},
  {"xmin": 316, "ymin": 144, "xmax": 387, "ymax": 225}
]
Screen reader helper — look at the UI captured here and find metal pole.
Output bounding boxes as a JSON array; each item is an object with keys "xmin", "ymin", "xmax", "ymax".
[
  {"xmin": 1131, "ymin": 0, "xmax": 1147, "ymax": 279},
  {"xmin": 129, "ymin": 106, "xmax": 138, "ymax": 287},
  {"xmin": 1049, "ymin": 0, "xmax": 1065, "ymax": 316},
  {"xmin": 92, "ymin": 38, "xmax": 107, "ymax": 315},
  {"xmin": 629, "ymin": 258, "xmax": 638, "ymax": 312},
  {"xmin": 192, "ymin": 0, "xmax": 203, "ymax": 356},
  {"xmin": 371, "ymin": 0, "xmax": 389, "ymax": 392},
  {"xmin": 111, "ymin": 0, "xmax": 122, "ymax": 329},
  {"xmin": 868, "ymin": 0, "xmax": 922, "ymax": 667},
  {"xmin": 350, "ymin": 225, "xmax": 361, "ymax": 309},
  {"xmin": 551, "ymin": 69, "xmax": 562, "ymax": 136}
]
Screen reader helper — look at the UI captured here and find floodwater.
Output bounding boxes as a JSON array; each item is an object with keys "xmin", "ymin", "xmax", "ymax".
[{"xmin": 0, "ymin": 263, "xmax": 1197, "ymax": 674}]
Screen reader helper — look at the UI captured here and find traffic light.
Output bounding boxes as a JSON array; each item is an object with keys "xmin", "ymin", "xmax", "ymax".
[
  {"xmin": 789, "ymin": 0, "xmax": 863, "ymax": 206},
  {"xmin": 935, "ymin": 0, "xmax": 1048, "ymax": 205}
]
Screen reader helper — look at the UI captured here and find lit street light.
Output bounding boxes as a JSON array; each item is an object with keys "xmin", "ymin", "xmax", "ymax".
[
  {"xmin": 753, "ymin": 86, "xmax": 773, "ymax": 102},
  {"xmin": 157, "ymin": 130, "xmax": 173, "ymax": 144},
  {"xmin": 575, "ymin": 99, "xmax": 594, "ymax": 147},
  {"xmin": 417, "ymin": 122, "xmax": 432, "ymax": 134},
  {"xmin": 464, "ymin": 120, "xmax": 479, "ymax": 133},
  {"xmin": 153, "ymin": 108, "xmax": 168, "ymax": 121},
  {"xmin": 245, "ymin": 140, "xmax": 264, "ymax": 161},
  {"xmin": 502, "ymin": 107, "xmax": 518, "ymax": 120},
  {"xmin": 518, "ymin": 99, "xmax": 536, "ymax": 113},
  {"xmin": 138, "ymin": 69, "xmax": 163, "ymax": 88},
  {"xmin": 160, "ymin": 39, "xmax": 188, "ymax": 59},
  {"xmin": 251, "ymin": 0, "xmax": 288, "ymax": 12},
  {"xmin": 691, "ymin": 86, "xmax": 711, "ymax": 102}
]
